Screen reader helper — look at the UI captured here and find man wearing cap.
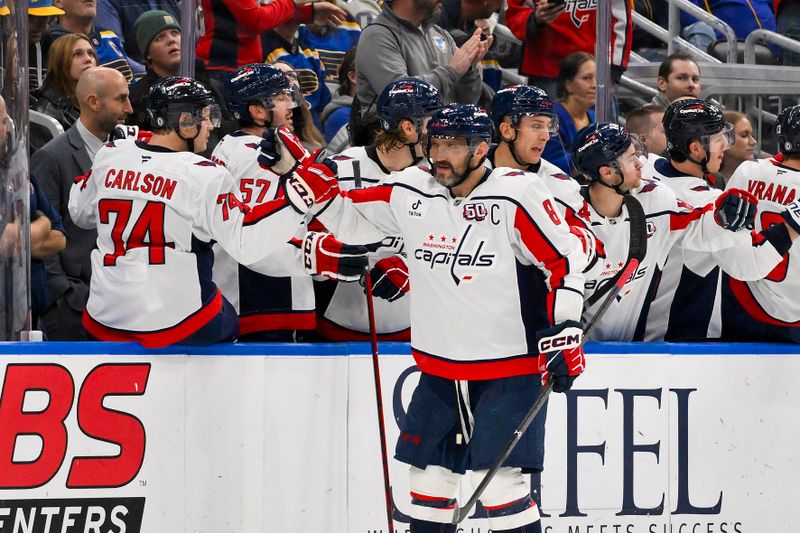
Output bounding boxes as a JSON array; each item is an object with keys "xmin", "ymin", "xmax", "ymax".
[
  {"xmin": 95, "ymin": 0, "xmax": 180, "ymax": 63},
  {"xmin": 126, "ymin": 10, "xmax": 223, "ymax": 136},
  {"xmin": 127, "ymin": 10, "xmax": 182, "ymax": 127},
  {"xmin": 0, "ymin": 0, "xmax": 9, "ymax": 16},
  {"xmin": 28, "ymin": 0, "xmax": 65, "ymax": 92}
]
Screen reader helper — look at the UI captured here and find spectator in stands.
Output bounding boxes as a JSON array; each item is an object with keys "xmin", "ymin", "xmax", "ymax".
[
  {"xmin": 263, "ymin": 20, "xmax": 333, "ymax": 127},
  {"xmin": 95, "ymin": 0, "xmax": 180, "ymax": 63},
  {"xmin": 31, "ymin": 33, "xmax": 97, "ymax": 149},
  {"xmin": 438, "ymin": 0, "xmax": 505, "ymax": 95},
  {"xmin": 272, "ymin": 60, "xmax": 326, "ymax": 152},
  {"xmin": 504, "ymin": 0, "xmax": 631, "ymax": 98},
  {"xmin": 298, "ymin": 0, "xmax": 361, "ymax": 91},
  {"xmin": 196, "ymin": 0, "xmax": 345, "ymax": 82},
  {"xmin": 625, "ymin": 104, "xmax": 667, "ymax": 159},
  {"xmin": 127, "ymin": 10, "xmax": 183, "ymax": 127},
  {"xmin": 681, "ymin": 0, "xmax": 776, "ymax": 53},
  {"xmin": 352, "ymin": 0, "xmax": 489, "ymax": 144},
  {"xmin": 321, "ymin": 46, "xmax": 356, "ymax": 154},
  {"xmin": 45, "ymin": 0, "xmax": 142, "ymax": 82},
  {"xmin": 29, "ymin": 0, "xmax": 64, "ymax": 92},
  {"xmin": 777, "ymin": 0, "xmax": 800, "ymax": 65},
  {"xmin": 30, "ymin": 67, "xmax": 132, "ymax": 341},
  {"xmin": 720, "ymin": 111, "xmax": 757, "ymax": 184},
  {"xmin": 651, "ymin": 53, "xmax": 701, "ymax": 107},
  {"xmin": 632, "ymin": 0, "xmax": 668, "ymax": 61},
  {"xmin": 542, "ymin": 51, "xmax": 596, "ymax": 174}
]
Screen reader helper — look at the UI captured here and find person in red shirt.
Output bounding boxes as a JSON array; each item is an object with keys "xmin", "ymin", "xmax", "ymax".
[
  {"xmin": 196, "ymin": 0, "xmax": 346, "ymax": 81},
  {"xmin": 504, "ymin": 0, "xmax": 632, "ymax": 97}
]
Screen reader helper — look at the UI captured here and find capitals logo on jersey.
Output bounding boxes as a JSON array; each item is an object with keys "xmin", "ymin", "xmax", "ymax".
[
  {"xmin": 565, "ymin": 0, "xmax": 597, "ymax": 28},
  {"xmin": 414, "ymin": 226, "xmax": 496, "ymax": 285}
]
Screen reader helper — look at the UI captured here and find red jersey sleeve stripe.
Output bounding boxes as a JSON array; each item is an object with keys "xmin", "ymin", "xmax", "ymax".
[
  {"xmin": 341, "ymin": 184, "xmax": 393, "ymax": 204},
  {"xmin": 513, "ymin": 206, "xmax": 569, "ymax": 324},
  {"xmin": 243, "ymin": 197, "xmax": 291, "ymax": 226},
  {"xmin": 669, "ymin": 205, "xmax": 712, "ymax": 231}
]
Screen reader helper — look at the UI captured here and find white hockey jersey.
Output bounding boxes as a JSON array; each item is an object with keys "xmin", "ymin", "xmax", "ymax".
[
  {"xmin": 317, "ymin": 165, "xmax": 588, "ymax": 380},
  {"xmin": 69, "ymin": 139, "xmax": 304, "ymax": 347},
  {"xmin": 581, "ymin": 178, "xmax": 783, "ymax": 341},
  {"xmin": 317, "ymin": 145, "xmax": 410, "ymax": 340},
  {"xmin": 642, "ymin": 158, "xmax": 785, "ymax": 340},
  {"xmin": 487, "ymin": 149, "xmax": 594, "ymax": 233},
  {"xmin": 210, "ymin": 131, "xmax": 315, "ymax": 334},
  {"xmin": 724, "ymin": 158, "xmax": 800, "ymax": 326}
]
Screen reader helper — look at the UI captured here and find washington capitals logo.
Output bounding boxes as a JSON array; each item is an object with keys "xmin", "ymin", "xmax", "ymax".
[{"xmin": 566, "ymin": 0, "xmax": 597, "ymax": 28}]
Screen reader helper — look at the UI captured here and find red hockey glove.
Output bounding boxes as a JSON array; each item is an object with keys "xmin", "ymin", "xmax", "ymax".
[
  {"xmin": 569, "ymin": 226, "xmax": 605, "ymax": 270},
  {"xmin": 258, "ymin": 126, "xmax": 313, "ymax": 175},
  {"xmin": 537, "ymin": 320, "xmax": 585, "ymax": 393},
  {"xmin": 284, "ymin": 159, "xmax": 340, "ymax": 213},
  {"xmin": 714, "ymin": 188, "xmax": 758, "ymax": 231},
  {"xmin": 781, "ymin": 199, "xmax": 800, "ymax": 234},
  {"xmin": 303, "ymin": 231, "xmax": 369, "ymax": 282},
  {"xmin": 367, "ymin": 255, "xmax": 410, "ymax": 302}
]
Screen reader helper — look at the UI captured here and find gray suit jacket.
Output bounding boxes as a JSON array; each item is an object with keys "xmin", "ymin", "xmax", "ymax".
[{"xmin": 30, "ymin": 123, "xmax": 97, "ymax": 310}]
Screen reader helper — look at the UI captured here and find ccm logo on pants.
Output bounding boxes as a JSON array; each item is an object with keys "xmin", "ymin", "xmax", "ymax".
[{"xmin": 0, "ymin": 363, "xmax": 150, "ymax": 489}]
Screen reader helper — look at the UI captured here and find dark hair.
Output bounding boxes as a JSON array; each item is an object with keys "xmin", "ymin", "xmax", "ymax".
[
  {"xmin": 625, "ymin": 104, "xmax": 665, "ymax": 136},
  {"xmin": 556, "ymin": 51, "xmax": 594, "ymax": 99},
  {"xmin": 338, "ymin": 47, "xmax": 356, "ymax": 97},
  {"xmin": 657, "ymin": 52, "xmax": 698, "ymax": 81}
]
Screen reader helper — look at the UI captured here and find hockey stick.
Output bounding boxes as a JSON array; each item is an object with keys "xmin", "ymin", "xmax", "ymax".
[
  {"xmin": 364, "ymin": 268, "xmax": 395, "ymax": 533},
  {"xmin": 451, "ymin": 194, "xmax": 648, "ymax": 524}
]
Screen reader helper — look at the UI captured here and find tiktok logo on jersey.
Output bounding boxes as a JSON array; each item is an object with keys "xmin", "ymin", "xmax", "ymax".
[
  {"xmin": 414, "ymin": 226, "xmax": 496, "ymax": 285},
  {"xmin": 566, "ymin": 0, "xmax": 597, "ymax": 28}
]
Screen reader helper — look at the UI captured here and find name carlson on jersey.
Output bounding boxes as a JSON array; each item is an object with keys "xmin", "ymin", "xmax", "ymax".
[
  {"xmin": 747, "ymin": 179, "xmax": 797, "ymax": 205},
  {"xmin": 104, "ymin": 168, "xmax": 177, "ymax": 200}
]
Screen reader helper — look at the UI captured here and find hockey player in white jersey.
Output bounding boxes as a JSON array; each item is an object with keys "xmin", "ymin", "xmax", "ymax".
[
  {"xmin": 212, "ymin": 63, "xmax": 367, "ymax": 340},
  {"xmin": 316, "ymin": 77, "xmax": 442, "ymax": 341},
  {"xmin": 571, "ymin": 122, "xmax": 794, "ymax": 341},
  {"xmin": 302, "ymin": 104, "xmax": 589, "ymax": 532},
  {"xmin": 488, "ymin": 84, "xmax": 602, "ymax": 269},
  {"xmin": 68, "ymin": 76, "xmax": 340, "ymax": 347},
  {"xmin": 721, "ymin": 105, "xmax": 800, "ymax": 342},
  {"xmin": 644, "ymin": 99, "xmax": 798, "ymax": 340}
]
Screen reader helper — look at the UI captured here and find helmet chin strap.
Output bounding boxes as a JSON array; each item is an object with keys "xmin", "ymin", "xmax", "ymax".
[
  {"xmin": 178, "ymin": 126, "xmax": 202, "ymax": 153},
  {"xmin": 687, "ymin": 143, "xmax": 721, "ymax": 188},
  {"xmin": 597, "ymin": 165, "xmax": 627, "ymax": 195},
  {"xmin": 505, "ymin": 129, "xmax": 531, "ymax": 168},
  {"xmin": 404, "ymin": 122, "xmax": 425, "ymax": 165}
]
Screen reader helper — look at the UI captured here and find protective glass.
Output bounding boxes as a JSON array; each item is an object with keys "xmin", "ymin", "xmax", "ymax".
[
  {"xmin": 182, "ymin": 104, "xmax": 222, "ymax": 128},
  {"xmin": 516, "ymin": 113, "xmax": 559, "ymax": 136},
  {"xmin": 707, "ymin": 122, "xmax": 735, "ymax": 153},
  {"xmin": 263, "ymin": 89, "xmax": 300, "ymax": 111}
]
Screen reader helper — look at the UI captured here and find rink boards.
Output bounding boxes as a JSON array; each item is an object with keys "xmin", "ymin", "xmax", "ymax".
[{"xmin": 0, "ymin": 341, "xmax": 796, "ymax": 533}]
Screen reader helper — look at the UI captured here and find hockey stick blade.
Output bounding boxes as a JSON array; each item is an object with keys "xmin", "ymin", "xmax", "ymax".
[
  {"xmin": 365, "ymin": 268, "xmax": 395, "ymax": 533},
  {"xmin": 452, "ymin": 196, "xmax": 648, "ymax": 524}
]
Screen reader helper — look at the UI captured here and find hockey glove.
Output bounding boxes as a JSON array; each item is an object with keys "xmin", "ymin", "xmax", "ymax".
[
  {"xmin": 367, "ymin": 255, "xmax": 410, "ymax": 302},
  {"xmin": 537, "ymin": 320, "xmax": 585, "ymax": 393},
  {"xmin": 303, "ymin": 231, "xmax": 369, "ymax": 282},
  {"xmin": 781, "ymin": 199, "xmax": 800, "ymax": 234},
  {"xmin": 284, "ymin": 159, "xmax": 340, "ymax": 213},
  {"xmin": 111, "ymin": 124, "xmax": 152, "ymax": 143},
  {"xmin": 714, "ymin": 188, "xmax": 758, "ymax": 231},
  {"xmin": 258, "ymin": 126, "xmax": 313, "ymax": 176},
  {"xmin": 569, "ymin": 226, "xmax": 605, "ymax": 271}
]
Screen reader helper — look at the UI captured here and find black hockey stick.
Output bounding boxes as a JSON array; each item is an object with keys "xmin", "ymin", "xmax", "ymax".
[
  {"xmin": 364, "ymin": 268, "xmax": 395, "ymax": 533},
  {"xmin": 451, "ymin": 194, "xmax": 648, "ymax": 524}
]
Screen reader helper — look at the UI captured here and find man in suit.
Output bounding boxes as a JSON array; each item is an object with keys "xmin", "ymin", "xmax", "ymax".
[{"xmin": 31, "ymin": 67, "xmax": 132, "ymax": 340}]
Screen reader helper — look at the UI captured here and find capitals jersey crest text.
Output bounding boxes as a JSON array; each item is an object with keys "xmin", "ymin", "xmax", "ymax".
[{"xmin": 566, "ymin": 0, "xmax": 597, "ymax": 28}]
